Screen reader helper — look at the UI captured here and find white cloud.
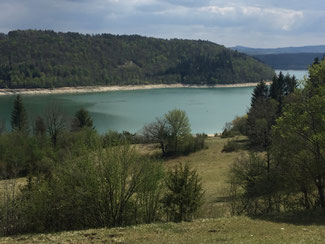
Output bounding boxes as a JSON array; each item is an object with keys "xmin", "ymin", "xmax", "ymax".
[
  {"xmin": 199, "ymin": 6, "xmax": 236, "ymax": 15},
  {"xmin": 0, "ymin": 0, "xmax": 323, "ymax": 47},
  {"xmin": 198, "ymin": 4, "xmax": 304, "ymax": 31}
]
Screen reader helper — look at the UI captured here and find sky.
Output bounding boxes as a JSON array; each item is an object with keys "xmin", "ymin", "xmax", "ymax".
[{"xmin": 0, "ymin": 0, "xmax": 324, "ymax": 48}]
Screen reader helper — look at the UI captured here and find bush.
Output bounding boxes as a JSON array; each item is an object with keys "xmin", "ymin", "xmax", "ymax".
[
  {"xmin": 102, "ymin": 130, "xmax": 143, "ymax": 147},
  {"xmin": 222, "ymin": 140, "xmax": 240, "ymax": 152},
  {"xmin": 221, "ymin": 115, "xmax": 248, "ymax": 138},
  {"xmin": 142, "ymin": 110, "xmax": 206, "ymax": 157},
  {"xmin": 162, "ymin": 164, "xmax": 204, "ymax": 222},
  {"xmin": 3, "ymin": 145, "xmax": 165, "ymax": 234},
  {"xmin": 229, "ymin": 154, "xmax": 284, "ymax": 215},
  {"xmin": 0, "ymin": 133, "xmax": 54, "ymax": 179},
  {"xmin": 181, "ymin": 134, "xmax": 207, "ymax": 155}
]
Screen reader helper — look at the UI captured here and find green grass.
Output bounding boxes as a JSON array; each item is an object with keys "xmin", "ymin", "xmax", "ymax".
[
  {"xmin": 1, "ymin": 136, "xmax": 325, "ymax": 243},
  {"xmin": 2, "ymin": 216, "xmax": 325, "ymax": 243},
  {"xmin": 165, "ymin": 136, "xmax": 249, "ymax": 218}
]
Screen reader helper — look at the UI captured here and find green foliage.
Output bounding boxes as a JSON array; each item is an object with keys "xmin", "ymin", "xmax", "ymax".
[
  {"xmin": 34, "ymin": 116, "xmax": 46, "ymax": 136},
  {"xmin": 165, "ymin": 109, "xmax": 191, "ymax": 154},
  {"xmin": 45, "ymin": 103, "xmax": 66, "ymax": 146},
  {"xmin": 221, "ymin": 115, "xmax": 248, "ymax": 138},
  {"xmin": 272, "ymin": 86, "xmax": 325, "ymax": 209},
  {"xmin": 222, "ymin": 140, "xmax": 241, "ymax": 153},
  {"xmin": 71, "ymin": 108, "xmax": 94, "ymax": 131},
  {"xmin": 0, "ymin": 133, "xmax": 54, "ymax": 179},
  {"xmin": 143, "ymin": 109, "xmax": 206, "ymax": 156},
  {"xmin": 251, "ymin": 81, "xmax": 269, "ymax": 107},
  {"xmin": 102, "ymin": 130, "xmax": 142, "ymax": 147},
  {"xmin": 308, "ymin": 57, "xmax": 325, "ymax": 88},
  {"xmin": 246, "ymin": 98, "xmax": 278, "ymax": 149},
  {"xmin": 10, "ymin": 95, "xmax": 29, "ymax": 134},
  {"xmin": 0, "ymin": 30, "xmax": 274, "ymax": 88},
  {"xmin": 229, "ymin": 58, "xmax": 325, "ymax": 215},
  {"xmin": 246, "ymin": 73, "xmax": 296, "ymax": 149},
  {"xmin": 3, "ymin": 145, "xmax": 165, "ymax": 234},
  {"xmin": 229, "ymin": 154, "xmax": 283, "ymax": 215},
  {"xmin": 162, "ymin": 164, "xmax": 204, "ymax": 222},
  {"xmin": 253, "ymin": 52, "xmax": 324, "ymax": 70}
]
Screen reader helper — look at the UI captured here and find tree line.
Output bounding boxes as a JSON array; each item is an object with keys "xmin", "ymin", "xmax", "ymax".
[
  {"xmin": 224, "ymin": 57, "xmax": 325, "ymax": 214},
  {"xmin": 0, "ymin": 30, "xmax": 274, "ymax": 88}
]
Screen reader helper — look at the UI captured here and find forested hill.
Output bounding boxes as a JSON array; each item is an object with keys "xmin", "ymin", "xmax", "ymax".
[
  {"xmin": 0, "ymin": 30, "xmax": 274, "ymax": 88},
  {"xmin": 254, "ymin": 53, "xmax": 325, "ymax": 70}
]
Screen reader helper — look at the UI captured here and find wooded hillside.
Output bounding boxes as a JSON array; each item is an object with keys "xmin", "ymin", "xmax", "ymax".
[{"xmin": 0, "ymin": 30, "xmax": 274, "ymax": 88}]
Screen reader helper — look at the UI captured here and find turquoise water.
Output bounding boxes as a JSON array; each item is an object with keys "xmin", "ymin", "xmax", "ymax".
[
  {"xmin": 275, "ymin": 69, "xmax": 308, "ymax": 81},
  {"xmin": 0, "ymin": 70, "xmax": 308, "ymax": 134}
]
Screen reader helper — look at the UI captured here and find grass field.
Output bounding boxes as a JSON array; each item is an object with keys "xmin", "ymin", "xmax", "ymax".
[
  {"xmin": 2, "ymin": 215, "xmax": 325, "ymax": 243},
  {"xmin": 1, "ymin": 136, "xmax": 325, "ymax": 243},
  {"xmin": 164, "ymin": 136, "xmax": 249, "ymax": 218}
]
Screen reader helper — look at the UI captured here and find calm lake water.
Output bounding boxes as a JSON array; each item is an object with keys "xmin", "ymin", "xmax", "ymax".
[{"xmin": 0, "ymin": 70, "xmax": 308, "ymax": 134}]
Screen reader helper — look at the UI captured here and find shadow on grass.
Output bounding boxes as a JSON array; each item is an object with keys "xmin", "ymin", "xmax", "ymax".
[{"xmin": 248, "ymin": 209, "xmax": 325, "ymax": 226}]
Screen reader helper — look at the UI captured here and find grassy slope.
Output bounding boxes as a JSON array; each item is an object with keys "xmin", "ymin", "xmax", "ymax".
[
  {"xmin": 2, "ymin": 215, "xmax": 325, "ymax": 243},
  {"xmin": 2, "ymin": 137, "xmax": 325, "ymax": 243}
]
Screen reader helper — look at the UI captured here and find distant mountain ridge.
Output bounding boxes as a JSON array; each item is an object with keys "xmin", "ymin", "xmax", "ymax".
[
  {"xmin": 231, "ymin": 45, "xmax": 325, "ymax": 70},
  {"xmin": 0, "ymin": 30, "xmax": 274, "ymax": 89},
  {"xmin": 253, "ymin": 53, "xmax": 325, "ymax": 70},
  {"xmin": 231, "ymin": 45, "xmax": 325, "ymax": 55}
]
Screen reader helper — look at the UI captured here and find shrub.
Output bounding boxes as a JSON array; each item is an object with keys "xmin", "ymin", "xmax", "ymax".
[
  {"xmin": 102, "ymin": 130, "xmax": 142, "ymax": 147},
  {"xmin": 181, "ymin": 134, "xmax": 207, "ymax": 155},
  {"xmin": 162, "ymin": 164, "xmax": 204, "ymax": 222},
  {"xmin": 221, "ymin": 115, "xmax": 248, "ymax": 138},
  {"xmin": 229, "ymin": 154, "xmax": 284, "ymax": 215},
  {"xmin": 142, "ymin": 110, "xmax": 206, "ymax": 156},
  {"xmin": 222, "ymin": 140, "xmax": 240, "ymax": 153},
  {"xmin": 5, "ymin": 145, "xmax": 165, "ymax": 234}
]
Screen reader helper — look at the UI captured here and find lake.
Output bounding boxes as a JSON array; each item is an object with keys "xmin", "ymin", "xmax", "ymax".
[
  {"xmin": 275, "ymin": 69, "xmax": 308, "ymax": 81},
  {"xmin": 0, "ymin": 70, "xmax": 308, "ymax": 135}
]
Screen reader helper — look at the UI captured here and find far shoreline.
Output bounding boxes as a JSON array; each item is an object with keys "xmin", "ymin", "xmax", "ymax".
[{"xmin": 0, "ymin": 82, "xmax": 270, "ymax": 96}]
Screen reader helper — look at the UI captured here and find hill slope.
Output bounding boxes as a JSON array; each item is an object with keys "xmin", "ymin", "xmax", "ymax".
[
  {"xmin": 2, "ymin": 216, "xmax": 325, "ymax": 244},
  {"xmin": 0, "ymin": 30, "xmax": 274, "ymax": 88},
  {"xmin": 254, "ymin": 53, "xmax": 325, "ymax": 70}
]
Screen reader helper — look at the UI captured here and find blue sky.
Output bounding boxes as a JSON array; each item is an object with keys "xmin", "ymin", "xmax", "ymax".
[{"xmin": 0, "ymin": 0, "xmax": 324, "ymax": 48}]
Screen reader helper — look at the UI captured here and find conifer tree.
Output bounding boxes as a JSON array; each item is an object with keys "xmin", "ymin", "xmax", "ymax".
[
  {"xmin": 71, "ymin": 108, "xmax": 94, "ymax": 131},
  {"xmin": 11, "ymin": 95, "xmax": 29, "ymax": 133}
]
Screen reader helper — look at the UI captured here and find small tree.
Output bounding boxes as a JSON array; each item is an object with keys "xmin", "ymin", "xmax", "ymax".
[
  {"xmin": 46, "ymin": 103, "xmax": 66, "ymax": 146},
  {"xmin": 162, "ymin": 164, "xmax": 204, "ymax": 222},
  {"xmin": 71, "ymin": 108, "xmax": 94, "ymax": 131},
  {"xmin": 34, "ymin": 116, "xmax": 46, "ymax": 136},
  {"xmin": 11, "ymin": 95, "xmax": 29, "ymax": 133},
  {"xmin": 143, "ymin": 117, "xmax": 168, "ymax": 156},
  {"xmin": 165, "ymin": 109, "xmax": 191, "ymax": 153},
  {"xmin": 143, "ymin": 109, "xmax": 193, "ymax": 156}
]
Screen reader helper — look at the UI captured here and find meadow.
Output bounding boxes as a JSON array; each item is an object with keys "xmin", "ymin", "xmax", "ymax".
[{"xmin": 2, "ymin": 136, "xmax": 325, "ymax": 243}]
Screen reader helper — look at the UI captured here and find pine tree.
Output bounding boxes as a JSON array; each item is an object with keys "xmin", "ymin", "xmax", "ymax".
[
  {"xmin": 251, "ymin": 80, "xmax": 269, "ymax": 107},
  {"xmin": 71, "ymin": 108, "xmax": 94, "ymax": 131},
  {"xmin": 162, "ymin": 164, "xmax": 204, "ymax": 222},
  {"xmin": 34, "ymin": 116, "xmax": 46, "ymax": 136},
  {"xmin": 11, "ymin": 95, "xmax": 29, "ymax": 133}
]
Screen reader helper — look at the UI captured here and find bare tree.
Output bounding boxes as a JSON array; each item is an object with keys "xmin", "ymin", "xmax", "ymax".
[
  {"xmin": 45, "ymin": 103, "xmax": 66, "ymax": 146},
  {"xmin": 143, "ymin": 117, "xmax": 168, "ymax": 156}
]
